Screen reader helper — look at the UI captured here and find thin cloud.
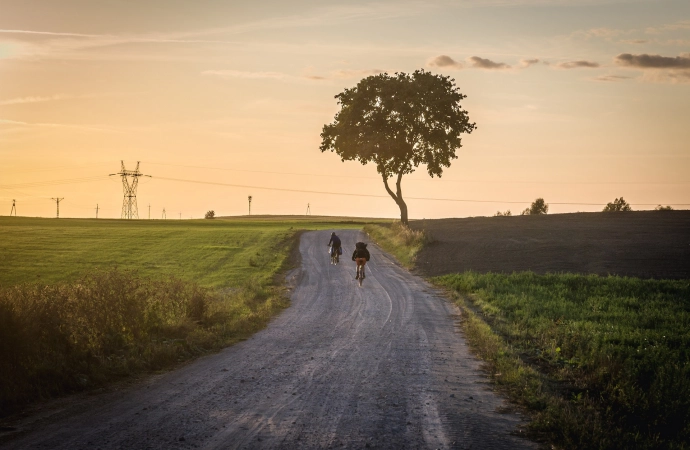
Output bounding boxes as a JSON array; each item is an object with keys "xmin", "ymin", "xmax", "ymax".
[
  {"xmin": 202, "ymin": 70, "xmax": 289, "ymax": 80},
  {"xmin": 555, "ymin": 60, "xmax": 600, "ymax": 69},
  {"xmin": 0, "ymin": 94, "xmax": 69, "ymax": 105},
  {"xmin": 467, "ymin": 56, "xmax": 511, "ymax": 70},
  {"xmin": 592, "ymin": 75, "xmax": 631, "ymax": 82},
  {"xmin": 614, "ymin": 53, "xmax": 690, "ymax": 69},
  {"xmin": 519, "ymin": 58, "xmax": 540, "ymax": 68},
  {"xmin": 620, "ymin": 39, "xmax": 648, "ymax": 44},
  {"xmin": 428, "ymin": 55, "xmax": 463, "ymax": 69}
]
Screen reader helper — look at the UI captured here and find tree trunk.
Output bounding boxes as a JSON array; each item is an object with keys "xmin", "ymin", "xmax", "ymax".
[{"xmin": 382, "ymin": 172, "xmax": 409, "ymax": 226}]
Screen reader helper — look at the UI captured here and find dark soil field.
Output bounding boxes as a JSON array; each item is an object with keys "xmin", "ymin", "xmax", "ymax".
[{"xmin": 410, "ymin": 210, "xmax": 690, "ymax": 279}]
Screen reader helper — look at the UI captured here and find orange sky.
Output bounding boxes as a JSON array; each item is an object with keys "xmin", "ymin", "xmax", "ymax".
[{"xmin": 1, "ymin": 0, "xmax": 689, "ymax": 219}]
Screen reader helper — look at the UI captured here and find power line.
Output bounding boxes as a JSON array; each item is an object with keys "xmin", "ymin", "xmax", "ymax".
[
  {"xmin": 155, "ymin": 176, "xmax": 690, "ymax": 206},
  {"xmin": 143, "ymin": 161, "xmax": 689, "ymax": 186}
]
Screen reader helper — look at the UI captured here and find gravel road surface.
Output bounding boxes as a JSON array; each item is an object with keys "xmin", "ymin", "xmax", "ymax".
[{"xmin": 2, "ymin": 230, "xmax": 537, "ymax": 450}]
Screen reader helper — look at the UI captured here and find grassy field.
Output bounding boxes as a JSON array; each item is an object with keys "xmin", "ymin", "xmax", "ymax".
[
  {"xmin": 0, "ymin": 216, "xmax": 376, "ymax": 288},
  {"xmin": 0, "ymin": 215, "xmax": 379, "ymax": 415},
  {"xmin": 369, "ymin": 222, "xmax": 690, "ymax": 449}
]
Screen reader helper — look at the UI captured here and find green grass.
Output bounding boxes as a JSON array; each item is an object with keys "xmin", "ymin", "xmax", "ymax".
[
  {"xmin": 0, "ymin": 215, "xmax": 373, "ymax": 415},
  {"xmin": 0, "ymin": 216, "xmax": 370, "ymax": 288},
  {"xmin": 363, "ymin": 221, "xmax": 430, "ymax": 268},
  {"xmin": 436, "ymin": 272, "xmax": 690, "ymax": 450}
]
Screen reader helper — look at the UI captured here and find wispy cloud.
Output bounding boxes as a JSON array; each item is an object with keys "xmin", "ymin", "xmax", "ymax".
[
  {"xmin": 614, "ymin": 53, "xmax": 690, "ymax": 84},
  {"xmin": 554, "ymin": 60, "xmax": 600, "ymax": 69},
  {"xmin": 202, "ymin": 70, "xmax": 291, "ymax": 80},
  {"xmin": 519, "ymin": 58, "xmax": 540, "ymax": 68},
  {"xmin": 615, "ymin": 53, "xmax": 690, "ymax": 69},
  {"xmin": 427, "ymin": 55, "xmax": 463, "ymax": 69},
  {"xmin": 467, "ymin": 56, "xmax": 511, "ymax": 70},
  {"xmin": 0, "ymin": 94, "xmax": 70, "ymax": 106},
  {"xmin": 645, "ymin": 20, "xmax": 690, "ymax": 35},
  {"xmin": 592, "ymin": 75, "xmax": 631, "ymax": 82},
  {"xmin": 620, "ymin": 39, "xmax": 648, "ymax": 45},
  {"xmin": 203, "ymin": 68, "xmax": 385, "ymax": 83}
]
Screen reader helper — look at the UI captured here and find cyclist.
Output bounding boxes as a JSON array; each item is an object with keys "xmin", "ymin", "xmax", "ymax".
[
  {"xmin": 352, "ymin": 242, "xmax": 370, "ymax": 282},
  {"xmin": 328, "ymin": 232, "xmax": 342, "ymax": 264}
]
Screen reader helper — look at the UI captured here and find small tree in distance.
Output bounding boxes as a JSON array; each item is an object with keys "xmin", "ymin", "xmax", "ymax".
[
  {"xmin": 603, "ymin": 198, "xmax": 632, "ymax": 212},
  {"xmin": 522, "ymin": 198, "xmax": 548, "ymax": 215},
  {"xmin": 655, "ymin": 205, "xmax": 673, "ymax": 211},
  {"xmin": 494, "ymin": 210, "xmax": 512, "ymax": 217},
  {"xmin": 205, "ymin": 210, "xmax": 215, "ymax": 219}
]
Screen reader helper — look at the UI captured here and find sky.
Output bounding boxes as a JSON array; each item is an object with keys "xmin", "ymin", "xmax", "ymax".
[{"xmin": 1, "ymin": 0, "xmax": 689, "ymax": 220}]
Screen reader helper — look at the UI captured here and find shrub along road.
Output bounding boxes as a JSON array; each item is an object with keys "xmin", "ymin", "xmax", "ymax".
[{"xmin": 2, "ymin": 230, "xmax": 536, "ymax": 449}]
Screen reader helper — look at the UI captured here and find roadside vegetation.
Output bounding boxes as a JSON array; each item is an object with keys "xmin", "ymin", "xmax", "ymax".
[
  {"xmin": 363, "ymin": 220, "xmax": 431, "ymax": 268},
  {"xmin": 0, "ymin": 216, "xmax": 368, "ymax": 415},
  {"xmin": 370, "ymin": 220, "xmax": 690, "ymax": 449},
  {"xmin": 437, "ymin": 272, "xmax": 689, "ymax": 450}
]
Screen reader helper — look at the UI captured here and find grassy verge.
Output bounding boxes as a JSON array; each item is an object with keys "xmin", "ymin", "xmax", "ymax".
[
  {"xmin": 363, "ymin": 221, "xmax": 431, "ymax": 268},
  {"xmin": 0, "ymin": 216, "xmax": 367, "ymax": 416},
  {"xmin": 436, "ymin": 272, "xmax": 690, "ymax": 450}
]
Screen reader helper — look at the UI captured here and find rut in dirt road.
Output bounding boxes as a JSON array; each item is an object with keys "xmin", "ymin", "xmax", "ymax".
[{"xmin": 2, "ymin": 230, "xmax": 537, "ymax": 450}]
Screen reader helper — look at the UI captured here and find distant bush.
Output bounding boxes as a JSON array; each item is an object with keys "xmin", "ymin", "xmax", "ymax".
[
  {"xmin": 205, "ymin": 210, "xmax": 215, "ymax": 219},
  {"xmin": 0, "ymin": 269, "xmax": 287, "ymax": 416},
  {"xmin": 522, "ymin": 198, "xmax": 548, "ymax": 215},
  {"xmin": 494, "ymin": 210, "xmax": 512, "ymax": 217},
  {"xmin": 603, "ymin": 197, "xmax": 632, "ymax": 212},
  {"xmin": 655, "ymin": 205, "xmax": 673, "ymax": 211}
]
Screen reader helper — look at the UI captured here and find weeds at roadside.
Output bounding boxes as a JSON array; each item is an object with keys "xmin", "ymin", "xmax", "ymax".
[
  {"xmin": 0, "ymin": 268, "xmax": 289, "ymax": 417},
  {"xmin": 363, "ymin": 221, "xmax": 432, "ymax": 268}
]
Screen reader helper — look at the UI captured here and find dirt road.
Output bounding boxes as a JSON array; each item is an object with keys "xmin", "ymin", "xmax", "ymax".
[{"xmin": 2, "ymin": 230, "xmax": 536, "ymax": 449}]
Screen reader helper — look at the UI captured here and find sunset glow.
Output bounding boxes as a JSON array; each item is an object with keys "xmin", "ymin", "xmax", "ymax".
[{"xmin": 1, "ymin": 0, "xmax": 688, "ymax": 219}]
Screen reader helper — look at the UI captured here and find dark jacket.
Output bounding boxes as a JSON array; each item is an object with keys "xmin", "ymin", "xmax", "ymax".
[
  {"xmin": 352, "ymin": 242, "xmax": 370, "ymax": 261},
  {"xmin": 328, "ymin": 235, "xmax": 341, "ymax": 248}
]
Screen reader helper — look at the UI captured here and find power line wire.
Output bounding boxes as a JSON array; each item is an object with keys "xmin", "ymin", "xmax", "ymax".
[
  {"xmin": 143, "ymin": 161, "xmax": 688, "ymax": 186},
  {"xmin": 155, "ymin": 176, "xmax": 690, "ymax": 206}
]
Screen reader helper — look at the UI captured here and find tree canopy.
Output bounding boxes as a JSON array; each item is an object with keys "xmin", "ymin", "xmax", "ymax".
[
  {"xmin": 320, "ymin": 70, "xmax": 475, "ymax": 224},
  {"xmin": 522, "ymin": 198, "xmax": 549, "ymax": 215},
  {"xmin": 603, "ymin": 197, "xmax": 632, "ymax": 212}
]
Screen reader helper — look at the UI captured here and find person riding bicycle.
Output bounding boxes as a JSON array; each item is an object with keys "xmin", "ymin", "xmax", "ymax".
[
  {"xmin": 352, "ymin": 242, "xmax": 370, "ymax": 280},
  {"xmin": 328, "ymin": 232, "xmax": 342, "ymax": 258}
]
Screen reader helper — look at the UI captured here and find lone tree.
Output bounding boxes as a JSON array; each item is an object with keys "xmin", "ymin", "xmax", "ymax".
[
  {"xmin": 603, "ymin": 197, "xmax": 632, "ymax": 212},
  {"xmin": 205, "ymin": 210, "xmax": 215, "ymax": 219},
  {"xmin": 320, "ymin": 70, "xmax": 475, "ymax": 225},
  {"xmin": 521, "ymin": 198, "xmax": 548, "ymax": 215}
]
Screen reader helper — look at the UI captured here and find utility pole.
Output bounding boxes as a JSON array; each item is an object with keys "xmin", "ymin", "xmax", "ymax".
[
  {"xmin": 51, "ymin": 197, "xmax": 64, "ymax": 218},
  {"xmin": 95, "ymin": 204, "xmax": 99, "ymax": 219},
  {"xmin": 248, "ymin": 195, "xmax": 252, "ymax": 216},
  {"xmin": 306, "ymin": 203, "xmax": 311, "ymax": 215},
  {"xmin": 162, "ymin": 208, "xmax": 166, "ymax": 219},
  {"xmin": 148, "ymin": 204, "xmax": 151, "ymax": 220},
  {"xmin": 10, "ymin": 199, "xmax": 16, "ymax": 216},
  {"xmin": 109, "ymin": 161, "xmax": 151, "ymax": 219}
]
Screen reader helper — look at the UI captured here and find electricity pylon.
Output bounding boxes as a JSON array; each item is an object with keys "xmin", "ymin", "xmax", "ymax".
[
  {"xmin": 162, "ymin": 208, "xmax": 166, "ymax": 219},
  {"xmin": 306, "ymin": 203, "xmax": 311, "ymax": 215},
  {"xmin": 109, "ymin": 161, "xmax": 151, "ymax": 219},
  {"xmin": 248, "ymin": 195, "xmax": 252, "ymax": 215},
  {"xmin": 51, "ymin": 197, "xmax": 64, "ymax": 218},
  {"xmin": 95, "ymin": 204, "xmax": 99, "ymax": 219},
  {"xmin": 10, "ymin": 199, "xmax": 16, "ymax": 216}
]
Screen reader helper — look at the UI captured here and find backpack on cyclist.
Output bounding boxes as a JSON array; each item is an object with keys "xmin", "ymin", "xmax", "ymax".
[{"xmin": 352, "ymin": 242, "xmax": 370, "ymax": 261}]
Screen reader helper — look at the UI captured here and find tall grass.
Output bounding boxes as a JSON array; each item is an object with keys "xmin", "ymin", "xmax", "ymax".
[
  {"xmin": 437, "ymin": 272, "xmax": 690, "ymax": 450},
  {"xmin": 0, "ymin": 269, "xmax": 288, "ymax": 416},
  {"xmin": 363, "ymin": 221, "xmax": 432, "ymax": 267}
]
